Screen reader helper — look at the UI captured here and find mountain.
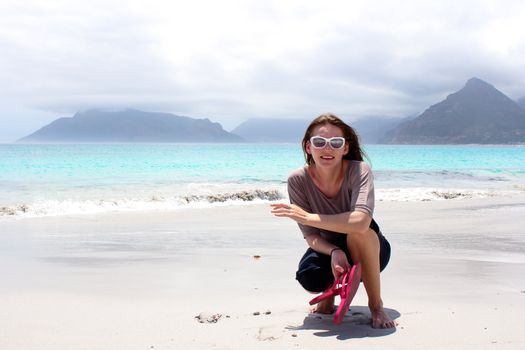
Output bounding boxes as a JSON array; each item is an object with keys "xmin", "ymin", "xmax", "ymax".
[
  {"xmin": 231, "ymin": 116, "xmax": 404, "ymax": 144},
  {"xmin": 351, "ymin": 116, "xmax": 407, "ymax": 144},
  {"xmin": 18, "ymin": 109, "xmax": 244, "ymax": 143},
  {"xmin": 381, "ymin": 78, "xmax": 525, "ymax": 144},
  {"xmin": 517, "ymin": 96, "xmax": 525, "ymax": 110},
  {"xmin": 231, "ymin": 118, "xmax": 308, "ymax": 143}
]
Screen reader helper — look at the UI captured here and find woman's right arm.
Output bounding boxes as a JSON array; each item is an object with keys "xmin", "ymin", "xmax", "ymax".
[
  {"xmin": 285, "ymin": 170, "xmax": 349, "ymax": 277},
  {"xmin": 305, "ymin": 233, "xmax": 350, "ymax": 279}
]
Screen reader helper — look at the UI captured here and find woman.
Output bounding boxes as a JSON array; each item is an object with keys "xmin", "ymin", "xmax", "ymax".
[{"xmin": 271, "ymin": 113, "xmax": 396, "ymax": 329}]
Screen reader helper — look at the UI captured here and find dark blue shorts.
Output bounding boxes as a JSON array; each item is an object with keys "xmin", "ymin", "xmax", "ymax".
[{"xmin": 295, "ymin": 219, "xmax": 391, "ymax": 293}]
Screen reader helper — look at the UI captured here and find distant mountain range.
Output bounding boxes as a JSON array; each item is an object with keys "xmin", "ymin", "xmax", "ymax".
[
  {"xmin": 231, "ymin": 118, "xmax": 309, "ymax": 143},
  {"xmin": 353, "ymin": 116, "xmax": 414, "ymax": 144},
  {"xmin": 382, "ymin": 78, "xmax": 525, "ymax": 144},
  {"xmin": 517, "ymin": 96, "xmax": 525, "ymax": 110},
  {"xmin": 231, "ymin": 116, "xmax": 406, "ymax": 144},
  {"xmin": 18, "ymin": 78, "xmax": 525, "ymax": 144},
  {"xmin": 236, "ymin": 78, "xmax": 525, "ymax": 144},
  {"xmin": 19, "ymin": 109, "xmax": 243, "ymax": 143}
]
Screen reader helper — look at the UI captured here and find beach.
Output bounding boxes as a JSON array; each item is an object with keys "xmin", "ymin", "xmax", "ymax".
[
  {"xmin": 1, "ymin": 193, "xmax": 525, "ymax": 350},
  {"xmin": 4, "ymin": 1, "xmax": 525, "ymax": 348}
]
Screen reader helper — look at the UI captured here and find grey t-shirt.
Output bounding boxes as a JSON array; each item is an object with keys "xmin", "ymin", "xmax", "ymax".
[{"xmin": 287, "ymin": 160, "xmax": 375, "ymax": 244}]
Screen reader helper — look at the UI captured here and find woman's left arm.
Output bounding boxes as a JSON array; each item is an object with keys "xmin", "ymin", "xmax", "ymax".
[{"xmin": 270, "ymin": 203, "xmax": 371, "ymax": 235}]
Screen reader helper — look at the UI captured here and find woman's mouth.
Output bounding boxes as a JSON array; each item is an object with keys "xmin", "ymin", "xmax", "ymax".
[{"xmin": 320, "ymin": 155, "xmax": 335, "ymax": 160}]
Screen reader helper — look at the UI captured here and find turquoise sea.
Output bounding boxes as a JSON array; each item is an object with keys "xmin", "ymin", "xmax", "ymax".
[{"xmin": 1, "ymin": 143, "xmax": 524, "ymax": 218}]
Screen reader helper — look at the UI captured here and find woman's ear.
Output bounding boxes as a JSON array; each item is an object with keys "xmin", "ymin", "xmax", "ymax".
[
  {"xmin": 343, "ymin": 143, "xmax": 349, "ymax": 156},
  {"xmin": 305, "ymin": 141, "xmax": 312, "ymax": 154}
]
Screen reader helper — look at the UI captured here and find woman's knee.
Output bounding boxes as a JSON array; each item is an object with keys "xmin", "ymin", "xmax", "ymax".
[
  {"xmin": 296, "ymin": 248, "xmax": 333, "ymax": 292},
  {"xmin": 345, "ymin": 228, "xmax": 380, "ymax": 259},
  {"xmin": 296, "ymin": 268, "xmax": 333, "ymax": 293}
]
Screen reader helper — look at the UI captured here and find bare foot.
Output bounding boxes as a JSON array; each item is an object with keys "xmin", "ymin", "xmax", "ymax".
[
  {"xmin": 312, "ymin": 296, "xmax": 335, "ymax": 314},
  {"xmin": 370, "ymin": 305, "xmax": 396, "ymax": 328}
]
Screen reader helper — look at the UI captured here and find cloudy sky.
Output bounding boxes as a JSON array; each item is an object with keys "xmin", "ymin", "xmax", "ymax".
[{"xmin": 2, "ymin": 0, "xmax": 525, "ymax": 142}]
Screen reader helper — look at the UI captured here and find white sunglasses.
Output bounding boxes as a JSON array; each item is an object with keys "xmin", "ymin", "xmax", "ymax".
[{"xmin": 309, "ymin": 136, "xmax": 346, "ymax": 149}]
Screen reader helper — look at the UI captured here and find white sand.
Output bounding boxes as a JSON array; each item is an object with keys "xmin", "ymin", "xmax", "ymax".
[{"xmin": 1, "ymin": 194, "xmax": 525, "ymax": 349}]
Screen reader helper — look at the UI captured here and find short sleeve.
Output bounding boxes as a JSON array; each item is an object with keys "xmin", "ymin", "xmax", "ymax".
[
  {"xmin": 350, "ymin": 162, "xmax": 375, "ymax": 217},
  {"xmin": 287, "ymin": 170, "xmax": 320, "ymax": 238}
]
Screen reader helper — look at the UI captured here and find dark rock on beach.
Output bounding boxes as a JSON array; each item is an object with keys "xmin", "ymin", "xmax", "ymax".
[
  {"xmin": 182, "ymin": 190, "xmax": 283, "ymax": 204},
  {"xmin": 195, "ymin": 312, "xmax": 223, "ymax": 323}
]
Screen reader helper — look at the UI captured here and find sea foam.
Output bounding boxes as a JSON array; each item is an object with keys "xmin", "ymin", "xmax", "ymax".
[
  {"xmin": 1, "ymin": 187, "xmax": 521, "ymax": 220},
  {"xmin": 0, "ymin": 189, "xmax": 285, "ymax": 219}
]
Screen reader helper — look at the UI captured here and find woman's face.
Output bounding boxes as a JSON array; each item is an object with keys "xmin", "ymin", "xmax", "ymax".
[{"xmin": 306, "ymin": 123, "xmax": 349, "ymax": 168}]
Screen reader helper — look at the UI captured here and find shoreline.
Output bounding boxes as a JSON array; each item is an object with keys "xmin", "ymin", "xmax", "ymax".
[
  {"xmin": 1, "ymin": 186, "xmax": 524, "ymax": 220},
  {"xmin": 1, "ymin": 194, "xmax": 525, "ymax": 349}
]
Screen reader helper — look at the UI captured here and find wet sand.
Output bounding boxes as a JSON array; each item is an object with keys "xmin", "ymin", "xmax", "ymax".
[{"xmin": 1, "ymin": 194, "xmax": 525, "ymax": 349}]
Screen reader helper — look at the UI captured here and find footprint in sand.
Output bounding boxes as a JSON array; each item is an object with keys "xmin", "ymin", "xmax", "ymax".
[{"xmin": 257, "ymin": 326, "xmax": 284, "ymax": 341}]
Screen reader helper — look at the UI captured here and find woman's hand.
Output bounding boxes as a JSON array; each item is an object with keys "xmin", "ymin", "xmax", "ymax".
[
  {"xmin": 331, "ymin": 249, "xmax": 350, "ymax": 280},
  {"xmin": 270, "ymin": 203, "xmax": 311, "ymax": 225}
]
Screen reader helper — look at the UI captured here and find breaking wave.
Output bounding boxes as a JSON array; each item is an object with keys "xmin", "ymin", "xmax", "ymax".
[
  {"xmin": 0, "ymin": 189, "xmax": 284, "ymax": 218},
  {"xmin": 1, "ymin": 186, "xmax": 522, "ymax": 219}
]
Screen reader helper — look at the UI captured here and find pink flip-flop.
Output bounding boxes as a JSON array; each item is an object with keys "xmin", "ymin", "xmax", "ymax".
[
  {"xmin": 333, "ymin": 262, "xmax": 361, "ymax": 325},
  {"xmin": 309, "ymin": 279, "xmax": 343, "ymax": 306}
]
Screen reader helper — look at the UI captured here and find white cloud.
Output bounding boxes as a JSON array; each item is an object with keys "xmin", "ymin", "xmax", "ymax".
[{"xmin": 1, "ymin": 0, "xmax": 525, "ymax": 140}]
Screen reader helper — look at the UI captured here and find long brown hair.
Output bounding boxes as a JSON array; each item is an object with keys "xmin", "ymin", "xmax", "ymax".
[{"xmin": 302, "ymin": 113, "xmax": 367, "ymax": 165}]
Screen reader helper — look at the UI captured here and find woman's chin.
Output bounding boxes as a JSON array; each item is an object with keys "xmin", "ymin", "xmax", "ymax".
[{"xmin": 315, "ymin": 157, "xmax": 341, "ymax": 167}]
